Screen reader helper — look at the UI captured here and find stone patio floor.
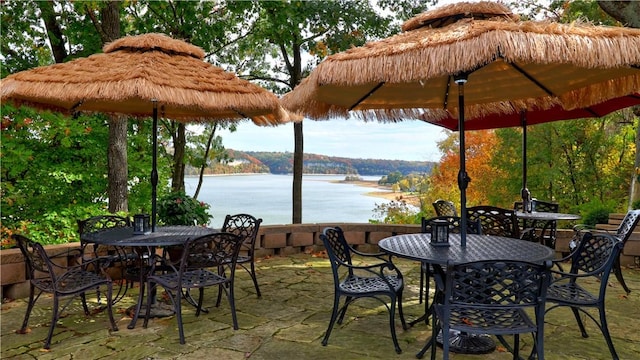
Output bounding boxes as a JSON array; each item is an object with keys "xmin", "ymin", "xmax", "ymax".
[{"xmin": 1, "ymin": 253, "xmax": 640, "ymax": 359}]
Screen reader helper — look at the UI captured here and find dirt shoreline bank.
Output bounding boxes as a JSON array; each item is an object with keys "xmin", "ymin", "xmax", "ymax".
[{"xmin": 335, "ymin": 180, "xmax": 421, "ymax": 207}]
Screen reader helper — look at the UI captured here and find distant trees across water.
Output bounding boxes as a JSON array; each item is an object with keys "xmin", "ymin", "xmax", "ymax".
[{"xmin": 185, "ymin": 150, "xmax": 434, "ymax": 176}]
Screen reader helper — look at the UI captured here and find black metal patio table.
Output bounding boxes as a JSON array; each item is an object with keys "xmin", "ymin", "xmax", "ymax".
[
  {"xmin": 378, "ymin": 233, "xmax": 555, "ymax": 358},
  {"xmin": 81, "ymin": 225, "xmax": 218, "ymax": 329}
]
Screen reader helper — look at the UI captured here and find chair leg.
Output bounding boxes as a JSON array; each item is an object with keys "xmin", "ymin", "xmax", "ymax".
[
  {"xmin": 322, "ymin": 293, "xmax": 341, "ymax": 346},
  {"xmin": 599, "ymin": 306, "xmax": 620, "ymax": 360},
  {"xmin": 129, "ymin": 279, "xmax": 146, "ymax": 329},
  {"xmin": 175, "ymin": 290, "xmax": 186, "ymax": 344},
  {"xmin": 106, "ymin": 282, "xmax": 119, "ymax": 332},
  {"xmin": 249, "ymin": 261, "xmax": 261, "ymax": 297},
  {"xmin": 18, "ymin": 285, "xmax": 37, "ymax": 335},
  {"xmin": 397, "ymin": 290, "xmax": 407, "ymax": 330},
  {"xmin": 44, "ymin": 295, "xmax": 60, "ymax": 349},
  {"xmin": 419, "ymin": 263, "xmax": 425, "ymax": 304},
  {"xmin": 513, "ymin": 334, "xmax": 520, "ymax": 360},
  {"xmin": 613, "ymin": 259, "xmax": 631, "ymax": 294},
  {"xmin": 571, "ymin": 307, "xmax": 589, "ymax": 338},
  {"xmin": 388, "ymin": 297, "xmax": 402, "ymax": 354},
  {"xmin": 228, "ymin": 281, "xmax": 239, "ymax": 330}
]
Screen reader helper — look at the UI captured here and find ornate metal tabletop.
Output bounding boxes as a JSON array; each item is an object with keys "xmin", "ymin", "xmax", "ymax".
[{"xmin": 378, "ymin": 233, "xmax": 555, "ymax": 265}]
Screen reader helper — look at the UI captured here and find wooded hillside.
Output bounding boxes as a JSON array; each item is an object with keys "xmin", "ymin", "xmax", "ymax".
[{"xmin": 186, "ymin": 150, "xmax": 434, "ymax": 176}]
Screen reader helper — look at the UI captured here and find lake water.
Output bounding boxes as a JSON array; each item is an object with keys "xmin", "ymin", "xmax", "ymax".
[{"xmin": 183, "ymin": 174, "xmax": 391, "ymax": 226}]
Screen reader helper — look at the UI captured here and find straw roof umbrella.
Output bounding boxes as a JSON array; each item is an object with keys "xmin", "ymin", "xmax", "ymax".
[
  {"xmin": 282, "ymin": 1, "xmax": 640, "ymax": 245},
  {"xmin": 1, "ymin": 33, "xmax": 298, "ymax": 230}
]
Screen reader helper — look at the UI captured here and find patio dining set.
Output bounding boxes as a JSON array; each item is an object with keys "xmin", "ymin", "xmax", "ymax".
[
  {"xmin": 319, "ymin": 203, "xmax": 640, "ymax": 360},
  {"xmin": 13, "ymin": 213, "xmax": 263, "ymax": 348}
]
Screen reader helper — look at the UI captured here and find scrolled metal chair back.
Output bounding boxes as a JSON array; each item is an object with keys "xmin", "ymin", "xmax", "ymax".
[
  {"xmin": 14, "ymin": 234, "xmax": 53, "ymax": 280},
  {"xmin": 616, "ymin": 209, "xmax": 640, "ymax": 243}
]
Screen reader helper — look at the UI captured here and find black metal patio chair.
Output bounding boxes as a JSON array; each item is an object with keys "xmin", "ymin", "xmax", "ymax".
[
  {"xmin": 77, "ymin": 215, "xmax": 137, "ymax": 304},
  {"xmin": 319, "ymin": 226, "xmax": 407, "ymax": 354},
  {"xmin": 423, "ymin": 259, "xmax": 552, "ymax": 360},
  {"xmin": 13, "ymin": 234, "xmax": 119, "ymax": 349},
  {"xmin": 569, "ymin": 209, "xmax": 640, "ymax": 294},
  {"xmin": 545, "ymin": 232, "xmax": 624, "ymax": 360},
  {"xmin": 221, "ymin": 213, "xmax": 263, "ymax": 297},
  {"xmin": 143, "ymin": 232, "xmax": 244, "ymax": 344}
]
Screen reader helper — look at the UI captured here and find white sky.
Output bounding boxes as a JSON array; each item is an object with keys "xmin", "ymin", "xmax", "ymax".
[{"xmin": 218, "ymin": 119, "xmax": 448, "ymax": 162}]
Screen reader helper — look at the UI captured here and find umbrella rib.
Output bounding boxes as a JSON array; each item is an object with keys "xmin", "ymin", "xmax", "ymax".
[
  {"xmin": 504, "ymin": 60, "xmax": 555, "ymax": 97},
  {"xmin": 443, "ymin": 75, "xmax": 452, "ymax": 110},
  {"xmin": 349, "ymin": 82, "xmax": 385, "ymax": 111}
]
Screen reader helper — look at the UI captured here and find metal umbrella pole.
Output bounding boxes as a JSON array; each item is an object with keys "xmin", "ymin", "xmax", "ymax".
[
  {"xmin": 151, "ymin": 99, "xmax": 158, "ymax": 232},
  {"xmin": 455, "ymin": 73, "xmax": 470, "ymax": 247},
  {"xmin": 520, "ymin": 111, "xmax": 532, "ymax": 213}
]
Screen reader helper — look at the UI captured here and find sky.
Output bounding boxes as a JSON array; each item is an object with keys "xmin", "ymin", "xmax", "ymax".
[{"xmin": 217, "ymin": 119, "xmax": 449, "ymax": 162}]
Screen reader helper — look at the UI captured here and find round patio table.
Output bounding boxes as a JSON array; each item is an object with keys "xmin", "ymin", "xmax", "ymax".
[
  {"xmin": 378, "ymin": 233, "xmax": 555, "ymax": 357},
  {"xmin": 81, "ymin": 225, "xmax": 218, "ymax": 329}
]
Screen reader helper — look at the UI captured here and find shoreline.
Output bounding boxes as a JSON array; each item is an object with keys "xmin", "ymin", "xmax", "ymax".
[{"xmin": 337, "ymin": 180, "xmax": 421, "ymax": 207}]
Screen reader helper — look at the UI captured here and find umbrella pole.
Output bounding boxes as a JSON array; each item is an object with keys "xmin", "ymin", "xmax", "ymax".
[
  {"xmin": 151, "ymin": 100, "xmax": 158, "ymax": 232},
  {"xmin": 455, "ymin": 74, "xmax": 470, "ymax": 246},
  {"xmin": 520, "ymin": 111, "xmax": 532, "ymax": 212}
]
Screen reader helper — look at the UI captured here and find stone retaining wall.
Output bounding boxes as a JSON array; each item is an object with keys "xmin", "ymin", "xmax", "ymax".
[{"xmin": 0, "ymin": 223, "xmax": 581, "ymax": 301}]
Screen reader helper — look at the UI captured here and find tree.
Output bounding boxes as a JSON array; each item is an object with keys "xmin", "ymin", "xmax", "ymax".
[{"xmin": 225, "ymin": 0, "xmax": 428, "ymax": 223}]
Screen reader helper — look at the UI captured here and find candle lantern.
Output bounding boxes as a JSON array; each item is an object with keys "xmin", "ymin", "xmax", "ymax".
[
  {"xmin": 430, "ymin": 219, "xmax": 450, "ymax": 246},
  {"xmin": 133, "ymin": 214, "xmax": 151, "ymax": 235}
]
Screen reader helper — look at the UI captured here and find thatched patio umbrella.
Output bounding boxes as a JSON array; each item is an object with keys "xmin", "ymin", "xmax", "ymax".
[
  {"xmin": 1, "ymin": 33, "xmax": 298, "ymax": 230},
  {"xmin": 282, "ymin": 1, "xmax": 640, "ymax": 245}
]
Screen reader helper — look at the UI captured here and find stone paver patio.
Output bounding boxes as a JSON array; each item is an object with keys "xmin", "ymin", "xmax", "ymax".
[{"xmin": 1, "ymin": 253, "xmax": 639, "ymax": 359}]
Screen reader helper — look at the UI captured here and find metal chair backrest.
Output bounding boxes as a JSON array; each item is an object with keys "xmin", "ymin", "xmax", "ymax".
[
  {"xmin": 466, "ymin": 205, "xmax": 519, "ymax": 238},
  {"xmin": 180, "ymin": 232, "xmax": 244, "ymax": 273},
  {"xmin": 77, "ymin": 215, "xmax": 131, "ymax": 235},
  {"xmin": 569, "ymin": 232, "xmax": 622, "ymax": 276},
  {"xmin": 615, "ymin": 209, "xmax": 640, "ymax": 244},
  {"xmin": 421, "ymin": 216, "xmax": 481, "ymax": 235},
  {"xmin": 221, "ymin": 213, "xmax": 262, "ymax": 251},
  {"xmin": 432, "ymin": 199, "xmax": 457, "ymax": 217},
  {"xmin": 443, "ymin": 259, "xmax": 551, "ymax": 307},
  {"xmin": 14, "ymin": 234, "xmax": 55, "ymax": 281},
  {"xmin": 320, "ymin": 226, "xmax": 353, "ymax": 270}
]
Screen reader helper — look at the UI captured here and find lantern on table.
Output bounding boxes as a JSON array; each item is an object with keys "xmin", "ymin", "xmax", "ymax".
[
  {"xmin": 429, "ymin": 219, "xmax": 450, "ymax": 247},
  {"xmin": 133, "ymin": 214, "xmax": 151, "ymax": 235}
]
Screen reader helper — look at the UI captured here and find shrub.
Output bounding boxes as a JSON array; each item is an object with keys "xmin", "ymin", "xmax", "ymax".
[{"xmin": 157, "ymin": 191, "xmax": 212, "ymax": 226}]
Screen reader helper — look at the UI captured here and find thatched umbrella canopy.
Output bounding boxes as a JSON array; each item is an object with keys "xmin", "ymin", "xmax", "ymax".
[
  {"xmin": 283, "ymin": 1, "xmax": 640, "ymax": 245},
  {"xmin": 283, "ymin": 2, "xmax": 639, "ymax": 122},
  {"xmin": 1, "ymin": 33, "xmax": 299, "ymax": 230},
  {"xmin": 0, "ymin": 33, "xmax": 294, "ymax": 125}
]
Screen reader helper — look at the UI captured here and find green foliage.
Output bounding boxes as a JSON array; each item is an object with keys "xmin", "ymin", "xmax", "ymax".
[
  {"xmin": 157, "ymin": 192, "xmax": 212, "ymax": 226},
  {"xmin": 371, "ymin": 199, "xmax": 422, "ymax": 224},
  {"xmin": 632, "ymin": 199, "xmax": 640, "ymax": 210},
  {"xmin": 579, "ymin": 200, "xmax": 614, "ymax": 227}
]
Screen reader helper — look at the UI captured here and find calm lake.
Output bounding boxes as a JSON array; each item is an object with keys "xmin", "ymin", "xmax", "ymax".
[{"xmin": 183, "ymin": 174, "xmax": 391, "ymax": 226}]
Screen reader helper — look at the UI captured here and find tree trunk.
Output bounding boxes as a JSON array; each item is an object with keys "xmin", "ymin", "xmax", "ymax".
[
  {"xmin": 37, "ymin": 1, "xmax": 67, "ymax": 63},
  {"xmin": 194, "ymin": 123, "xmax": 217, "ymax": 199},
  {"xmin": 88, "ymin": 1, "xmax": 126, "ymax": 214},
  {"xmin": 171, "ymin": 122, "xmax": 187, "ymax": 193},
  {"xmin": 293, "ymin": 122, "xmax": 303, "ymax": 223},
  {"xmin": 108, "ymin": 115, "xmax": 128, "ymax": 212}
]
